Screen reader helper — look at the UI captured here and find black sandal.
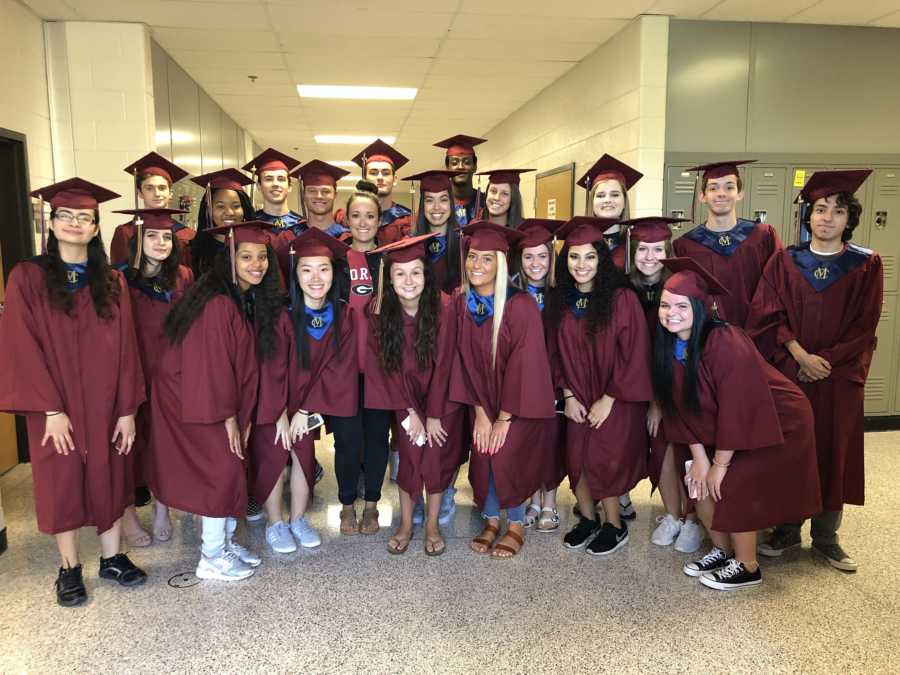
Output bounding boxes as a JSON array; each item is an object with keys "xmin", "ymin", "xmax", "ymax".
[
  {"xmin": 56, "ymin": 565, "xmax": 88, "ymax": 607},
  {"xmin": 98, "ymin": 553, "xmax": 147, "ymax": 587}
]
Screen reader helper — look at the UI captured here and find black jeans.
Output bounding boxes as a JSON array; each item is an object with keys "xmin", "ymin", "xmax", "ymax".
[{"xmin": 326, "ymin": 378, "xmax": 391, "ymax": 506}]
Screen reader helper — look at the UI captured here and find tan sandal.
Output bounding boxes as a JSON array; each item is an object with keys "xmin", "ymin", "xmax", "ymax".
[
  {"xmin": 340, "ymin": 506, "xmax": 359, "ymax": 535},
  {"xmin": 387, "ymin": 532, "xmax": 412, "ymax": 555},
  {"xmin": 491, "ymin": 527, "xmax": 525, "ymax": 559},
  {"xmin": 359, "ymin": 507, "xmax": 380, "ymax": 535},
  {"xmin": 470, "ymin": 522, "xmax": 500, "ymax": 554}
]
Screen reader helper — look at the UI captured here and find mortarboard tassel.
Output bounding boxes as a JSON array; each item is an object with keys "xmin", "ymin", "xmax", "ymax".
[
  {"xmin": 228, "ymin": 228, "xmax": 237, "ymax": 285},
  {"xmin": 249, "ymin": 165, "xmax": 257, "ymax": 208},
  {"xmin": 473, "ymin": 175, "xmax": 482, "ymax": 220},
  {"xmin": 133, "ymin": 168, "xmax": 139, "ymax": 210},
  {"xmin": 371, "ymin": 257, "xmax": 386, "ymax": 315},
  {"xmin": 624, "ymin": 225, "xmax": 632, "ymax": 275},
  {"xmin": 204, "ymin": 183, "xmax": 214, "ymax": 231},
  {"xmin": 409, "ymin": 180, "xmax": 417, "ymax": 228},
  {"xmin": 132, "ymin": 216, "xmax": 144, "ymax": 270},
  {"xmin": 548, "ymin": 236, "xmax": 557, "ymax": 288},
  {"xmin": 288, "ymin": 245, "xmax": 299, "ymax": 310},
  {"xmin": 39, "ymin": 194, "xmax": 47, "ymax": 254}
]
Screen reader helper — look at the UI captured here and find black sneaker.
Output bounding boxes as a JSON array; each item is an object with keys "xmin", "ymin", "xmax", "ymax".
[
  {"xmin": 135, "ymin": 486, "xmax": 152, "ymax": 508},
  {"xmin": 314, "ymin": 461, "xmax": 325, "ymax": 484},
  {"xmin": 586, "ymin": 521, "xmax": 629, "ymax": 556},
  {"xmin": 812, "ymin": 542, "xmax": 858, "ymax": 572},
  {"xmin": 563, "ymin": 517, "xmax": 599, "ymax": 549},
  {"xmin": 246, "ymin": 495, "xmax": 264, "ymax": 522},
  {"xmin": 98, "ymin": 553, "xmax": 147, "ymax": 587},
  {"xmin": 56, "ymin": 565, "xmax": 87, "ymax": 607},
  {"xmin": 700, "ymin": 559, "xmax": 762, "ymax": 590},
  {"xmin": 618, "ymin": 496, "xmax": 637, "ymax": 521},
  {"xmin": 757, "ymin": 527, "xmax": 801, "ymax": 557},
  {"xmin": 683, "ymin": 546, "xmax": 731, "ymax": 577}
]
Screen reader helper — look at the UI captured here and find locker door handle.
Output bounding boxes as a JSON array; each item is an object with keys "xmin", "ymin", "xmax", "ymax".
[
  {"xmin": 670, "ymin": 209, "xmax": 686, "ymax": 228},
  {"xmin": 875, "ymin": 211, "xmax": 888, "ymax": 230}
]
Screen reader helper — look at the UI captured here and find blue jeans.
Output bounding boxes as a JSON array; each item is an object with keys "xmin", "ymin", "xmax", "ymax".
[{"xmin": 481, "ymin": 468, "xmax": 526, "ymax": 523}]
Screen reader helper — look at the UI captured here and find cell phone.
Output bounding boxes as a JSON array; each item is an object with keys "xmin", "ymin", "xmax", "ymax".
[
  {"xmin": 307, "ymin": 413, "xmax": 324, "ymax": 431},
  {"xmin": 684, "ymin": 460, "xmax": 699, "ymax": 500}
]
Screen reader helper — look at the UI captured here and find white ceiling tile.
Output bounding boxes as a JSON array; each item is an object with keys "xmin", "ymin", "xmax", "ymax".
[
  {"xmin": 151, "ymin": 27, "xmax": 280, "ymax": 52},
  {"xmin": 277, "ymin": 34, "xmax": 443, "ymax": 58},
  {"xmin": 788, "ymin": 0, "xmax": 900, "ymax": 25},
  {"xmin": 44, "ymin": 0, "xmax": 271, "ymax": 29},
  {"xmin": 19, "ymin": 0, "xmax": 80, "ymax": 19},
  {"xmin": 436, "ymin": 39, "xmax": 597, "ymax": 62},
  {"xmin": 428, "ymin": 59, "xmax": 573, "ymax": 79},
  {"xmin": 169, "ymin": 49, "xmax": 287, "ymax": 70},
  {"xmin": 702, "ymin": 1, "xmax": 822, "ymax": 22},
  {"xmin": 870, "ymin": 10, "xmax": 900, "ymax": 26},
  {"xmin": 450, "ymin": 13, "xmax": 629, "ymax": 43},
  {"xmin": 264, "ymin": 3, "xmax": 454, "ymax": 38},
  {"xmin": 458, "ymin": 0, "xmax": 657, "ymax": 19},
  {"xmin": 645, "ymin": 0, "xmax": 722, "ymax": 17}
]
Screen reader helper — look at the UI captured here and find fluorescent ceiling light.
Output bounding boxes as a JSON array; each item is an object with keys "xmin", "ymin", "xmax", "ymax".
[
  {"xmin": 336, "ymin": 186, "xmax": 357, "ymax": 191},
  {"xmin": 327, "ymin": 160, "xmax": 357, "ymax": 167},
  {"xmin": 298, "ymin": 85, "xmax": 417, "ymax": 100},
  {"xmin": 339, "ymin": 175, "xmax": 358, "ymax": 181},
  {"xmin": 315, "ymin": 135, "xmax": 396, "ymax": 145}
]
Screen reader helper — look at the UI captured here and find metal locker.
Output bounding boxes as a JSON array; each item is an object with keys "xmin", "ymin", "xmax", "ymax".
[
  {"xmin": 746, "ymin": 166, "xmax": 789, "ymax": 243},
  {"xmin": 663, "ymin": 165, "xmax": 698, "ymax": 238},
  {"xmin": 787, "ymin": 165, "xmax": 833, "ymax": 244},
  {"xmin": 866, "ymin": 168, "xmax": 899, "ymax": 294},
  {"xmin": 865, "ymin": 295, "xmax": 896, "ymax": 416}
]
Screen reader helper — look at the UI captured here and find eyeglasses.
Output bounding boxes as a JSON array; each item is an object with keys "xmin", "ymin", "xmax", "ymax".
[{"xmin": 54, "ymin": 211, "xmax": 95, "ymax": 225}]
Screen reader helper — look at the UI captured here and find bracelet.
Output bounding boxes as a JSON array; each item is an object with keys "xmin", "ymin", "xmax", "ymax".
[
  {"xmin": 497, "ymin": 417, "xmax": 513, "ymax": 423},
  {"xmin": 712, "ymin": 459, "xmax": 731, "ymax": 468},
  {"xmin": 46, "ymin": 411, "xmax": 62, "ymax": 417},
  {"xmin": 563, "ymin": 395, "xmax": 574, "ymax": 400}
]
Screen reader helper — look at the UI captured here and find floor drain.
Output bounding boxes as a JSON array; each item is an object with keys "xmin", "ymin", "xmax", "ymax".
[{"xmin": 168, "ymin": 572, "xmax": 200, "ymax": 589}]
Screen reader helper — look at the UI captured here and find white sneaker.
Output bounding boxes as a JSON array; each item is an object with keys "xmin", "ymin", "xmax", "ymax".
[
  {"xmin": 674, "ymin": 519, "xmax": 703, "ymax": 553},
  {"xmin": 651, "ymin": 514, "xmax": 682, "ymax": 546},
  {"xmin": 266, "ymin": 522, "xmax": 297, "ymax": 554},
  {"xmin": 389, "ymin": 450, "xmax": 400, "ymax": 482},
  {"xmin": 196, "ymin": 550, "xmax": 255, "ymax": 581},
  {"xmin": 290, "ymin": 516, "xmax": 322, "ymax": 548},
  {"xmin": 226, "ymin": 538, "xmax": 262, "ymax": 567}
]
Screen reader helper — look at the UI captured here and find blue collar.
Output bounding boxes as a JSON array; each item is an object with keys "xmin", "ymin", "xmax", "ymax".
[
  {"xmin": 674, "ymin": 337, "xmax": 689, "ymax": 364},
  {"xmin": 788, "ymin": 243, "xmax": 872, "ymax": 292},
  {"xmin": 324, "ymin": 223, "xmax": 349, "ymax": 238},
  {"xmin": 569, "ymin": 288, "xmax": 590, "ymax": 318},
  {"xmin": 683, "ymin": 219, "xmax": 756, "ymax": 257},
  {"xmin": 466, "ymin": 289, "xmax": 494, "ymax": 326},
  {"xmin": 64, "ymin": 262, "xmax": 88, "ymax": 293},
  {"xmin": 427, "ymin": 234, "xmax": 447, "ymax": 262},
  {"xmin": 305, "ymin": 302, "xmax": 334, "ymax": 341},
  {"xmin": 117, "ymin": 264, "xmax": 173, "ymax": 302},
  {"xmin": 604, "ymin": 231, "xmax": 622, "ymax": 251},
  {"xmin": 382, "ymin": 203, "xmax": 411, "ymax": 226},
  {"xmin": 526, "ymin": 283, "xmax": 545, "ymax": 312},
  {"xmin": 255, "ymin": 209, "xmax": 305, "ymax": 235}
]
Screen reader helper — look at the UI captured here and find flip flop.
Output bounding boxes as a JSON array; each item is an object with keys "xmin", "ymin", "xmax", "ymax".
[
  {"xmin": 424, "ymin": 535, "xmax": 446, "ymax": 557},
  {"xmin": 387, "ymin": 534, "xmax": 411, "ymax": 555}
]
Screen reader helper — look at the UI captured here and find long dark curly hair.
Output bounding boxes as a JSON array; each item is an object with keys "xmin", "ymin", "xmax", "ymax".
[
  {"xmin": 124, "ymin": 230, "xmax": 182, "ymax": 290},
  {"xmin": 545, "ymin": 240, "xmax": 629, "ymax": 335},
  {"xmin": 38, "ymin": 214, "xmax": 120, "ymax": 320},
  {"xmin": 376, "ymin": 258, "xmax": 440, "ymax": 373},
  {"xmin": 288, "ymin": 264, "xmax": 344, "ymax": 370},
  {"xmin": 651, "ymin": 297, "xmax": 725, "ymax": 414},
  {"xmin": 189, "ymin": 188, "xmax": 254, "ymax": 277},
  {"xmin": 414, "ymin": 192, "xmax": 461, "ymax": 290},
  {"xmin": 165, "ymin": 242, "xmax": 283, "ymax": 360}
]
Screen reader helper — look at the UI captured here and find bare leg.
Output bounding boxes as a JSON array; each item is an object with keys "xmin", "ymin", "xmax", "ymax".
[
  {"xmin": 602, "ymin": 496, "xmax": 621, "ymax": 528},
  {"xmin": 152, "ymin": 498, "xmax": 173, "ymax": 540},
  {"xmin": 695, "ymin": 498, "xmax": 731, "ymax": 551},
  {"xmin": 387, "ymin": 489, "xmax": 414, "ymax": 553},
  {"xmin": 424, "ymin": 491, "xmax": 445, "ymax": 554},
  {"xmin": 658, "ymin": 446, "xmax": 683, "ymax": 518},
  {"xmin": 120, "ymin": 505, "xmax": 150, "ymax": 546},
  {"xmin": 288, "ymin": 450, "xmax": 310, "ymax": 521},
  {"xmin": 55, "ymin": 529, "xmax": 80, "ymax": 567},
  {"xmin": 731, "ymin": 531, "xmax": 759, "ymax": 570},
  {"xmin": 98, "ymin": 518, "xmax": 123, "ymax": 559},
  {"xmin": 542, "ymin": 487, "xmax": 557, "ymax": 509},
  {"xmin": 574, "ymin": 477, "xmax": 596, "ymax": 520},
  {"xmin": 264, "ymin": 468, "xmax": 285, "ymax": 525}
]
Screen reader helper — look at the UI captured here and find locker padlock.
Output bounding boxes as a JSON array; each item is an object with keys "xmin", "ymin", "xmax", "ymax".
[
  {"xmin": 874, "ymin": 211, "xmax": 888, "ymax": 230},
  {"xmin": 670, "ymin": 209, "xmax": 686, "ymax": 227},
  {"xmin": 754, "ymin": 209, "xmax": 768, "ymax": 222}
]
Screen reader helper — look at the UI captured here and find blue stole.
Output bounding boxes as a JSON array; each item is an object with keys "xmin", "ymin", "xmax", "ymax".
[
  {"xmin": 788, "ymin": 243, "xmax": 872, "ymax": 293},
  {"xmin": 674, "ymin": 337, "xmax": 689, "ymax": 364},
  {"xmin": 117, "ymin": 263, "xmax": 172, "ymax": 302},
  {"xmin": 64, "ymin": 262, "xmax": 89, "ymax": 293},
  {"xmin": 454, "ymin": 190, "xmax": 484, "ymax": 227},
  {"xmin": 305, "ymin": 302, "xmax": 333, "ymax": 341},
  {"xmin": 526, "ymin": 283, "xmax": 545, "ymax": 312},
  {"xmin": 324, "ymin": 223, "xmax": 349, "ymax": 238},
  {"xmin": 382, "ymin": 203, "xmax": 411, "ymax": 228},
  {"xmin": 466, "ymin": 289, "xmax": 494, "ymax": 326},
  {"xmin": 569, "ymin": 289, "xmax": 590, "ymax": 318},
  {"xmin": 427, "ymin": 234, "xmax": 447, "ymax": 263},
  {"xmin": 603, "ymin": 231, "xmax": 622, "ymax": 252},
  {"xmin": 255, "ymin": 209, "xmax": 305, "ymax": 236},
  {"xmin": 682, "ymin": 218, "xmax": 757, "ymax": 257}
]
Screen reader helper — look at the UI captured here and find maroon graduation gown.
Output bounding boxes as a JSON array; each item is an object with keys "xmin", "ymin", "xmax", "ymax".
[
  {"xmin": 673, "ymin": 221, "xmax": 781, "ymax": 328},
  {"xmin": 110, "ymin": 220, "xmax": 195, "ymax": 268},
  {"xmin": 746, "ymin": 245, "xmax": 883, "ymax": 510},
  {"xmin": 364, "ymin": 299, "xmax": 465, "ymax": 496},
  {"xmin": 147, "ymin": 295, "xmax": 258, "ymax": 518},
  {"xmin": 554, "ymin": 288, "xmax": 651, "ymax": 501},
  {"xmin": 449, "ymin": 291, "xmax": 556, "ymax": 508},
  {"xmin": 0, "ymin": 262, "xmax": 145, "ymax": 534},
  {"xmin": 662, "ymin": 325, "xmax": 821, "ymax": 532}
]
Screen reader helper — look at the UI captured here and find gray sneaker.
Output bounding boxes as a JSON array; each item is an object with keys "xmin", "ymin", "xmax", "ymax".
[
  {"xmin": 290, "ymin": 516, "xmax": 322, "ymax": 548},
  {"xmin": 812, "ymin": 542, "xmax": 858, "ymax": 572},
  {"xmin": 438, "ymin": 487, "xmax": 457, "ymax": 526},
  {"xmin": 196, "ymin": 550, "xmax": 255, "ymax": 581},
  {"xmin": 758, "ymin": 527, "xmax": 802, "ymax": 557},
  {"xmin": 266, "ymin": 521, "xmax": 297, "ymax": 554},
  {"xmin": 226, "ymin": 538, "xmax": 262, "ymax": 567}
]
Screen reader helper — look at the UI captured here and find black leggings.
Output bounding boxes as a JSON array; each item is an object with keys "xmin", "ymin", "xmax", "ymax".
[{"xmin": 326, "ymin": 378, "xmax": 392, "ymax": 506}]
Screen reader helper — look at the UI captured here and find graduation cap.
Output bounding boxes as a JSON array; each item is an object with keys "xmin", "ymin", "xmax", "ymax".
[
  {"xmin": 461, "ymin": 220, "xmax": 525, "ymax": 254},
  {"xmin": 366, "ymin": 233, "xmax": 439, "ymax": 314},
  {"xmin": 517, "ymin": 218, "xmax": 565, "ymax": 287},
  {"xmin": 556, "ymin": 216, "xmax": 620, "ymax": 247},
  {"xmin": 796, "ymin": 169, "xmax": 872, "ymax": 204},
  {"xmin": 351, "ymin": 139, "xmax": 409, "ymax": 171},
  {"xmin": 434, "ymin": 134, "xmax": 486, "ymax": 158},
  {"xmin": 191, "ymin": 168, "xmax": 253, "ymax": 232},
  {"xmin": 661, "ymin": 257, "xmax": 729, "ymax": 308},
  {"xmin": 687, "ymin": 159, "xmax": 756, "ymax": 183},
  {"xmin": 290, "ymin": 226, "xmax": 351, "ymax": 260},
  {"xmin": 203, "ymin": 219, "xmax": 271, "ymax": 284},
  {"xmin": 402, "ymin": 169, "xmax": 468, "ymax": 226},
  {"xmin": 242, "ymin": 148, "xmax": 302, "ymax": 177},
  {"xmin": 30, "ymin": 178, "xmax": 121, "ymax": 253},
  {"xmin": 577, "ymin": 154, "xmax": 643, "ymax": 192},
  {"xmin": 475, "ymin": 168, "xmax": 535, "ymax": 187},
  {"xmin": 618, "ymin": 216, "xmax": 685, "ymax": 274},
  {"xmin": 113, "ymin": 208, "xmax": 189, "ymax": 269},
  {"xmin": 295, "ymin": 160, "xmax": 350, "ymax": 188},
  {"xmin": 124, "ymin": 152, "xmax": 188, "ymax": 189}
]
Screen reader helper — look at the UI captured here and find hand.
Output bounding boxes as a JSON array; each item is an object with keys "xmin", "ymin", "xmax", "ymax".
[
  {"xmin": 406, "ymin": 410, "xmax": 426, "ymax": 444},
  {"xmin": 586, "ymin": 396, "xmax": 614, "ymax": 429},
  {"xmin": 472, "ymin": 412, "xmax": 493, "ymax": 453},
  {"xmin": 707, "ymin": 464, "xmax": 728, "ymax": 502},
  {"xmin": 797, "ymin": 370, "xmax": 814, "ymax": 383},
  {"xmin": 43, "ymin": 412, "xmax": 75, "ymax": 455},
  {"xmin": 242, "ymin": 423, "xmax": 252, "ymax": 449},
  {"xmin": 488, "ymin": 419, "xmax": 511, "ymax": 455},
  {"xmin": 425, "ymin": 417, "xmax": 447, "ymax": 447},
  {"xmin": 564, "ymin": 397, "xmax": 587, "ymax": 424},
  {"xmin": 224, "ymin": 416, "xmax": 244, "ymax": 460},
  {"xmin": 796, "ymin": 351, "xmax": 831, "ymax": 381},
  {"xmin": 685, "ymin": 453, "xmax": 710, "ymax": 501},
  {"xmin": 647, "ymin": 401, "xmax": 662, "ymax": 437},
  {"xmin": 290, "ymin": 411, "xmax": 309, "ymax": 442},
  {"xmin": 111, "ymin": 415, "xmax": 136, "ymax": 455},
  {"xmin": 274, "ymin": 409, "xmax": 291, "ymax": 451}
]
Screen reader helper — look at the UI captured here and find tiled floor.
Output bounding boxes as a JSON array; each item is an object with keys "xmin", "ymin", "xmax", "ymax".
[{"xmin": 0, "ymin": 432, "xmax": 897, "ymax": 674}]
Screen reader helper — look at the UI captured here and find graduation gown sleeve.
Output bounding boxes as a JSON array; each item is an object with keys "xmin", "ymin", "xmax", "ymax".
[
  {"xmin": 113, "ymin": 272, "xmax": 146, "ymax": 419},
  {"xmin": 499, "ymin": 295, "xmax": 555, "ymax": 419},
  {"xmin": 605, "ymin": 289, "xmax": 653, "ymax": 403}
]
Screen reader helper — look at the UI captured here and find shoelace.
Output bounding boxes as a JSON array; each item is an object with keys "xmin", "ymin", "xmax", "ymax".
[
  {"xmin": 220, "ymin": 550, "xmax": 241, "ymax": 564},
  {"xmin": 226, "ymin": 541, "xmax": 250, "ymax": 556},
  {"xmin": 699, "ymin": 547, "xmax": 725, "ymax": 566},
  {"xmin": 715, "ymin": 559, "xmax": 745, "ymax": 579}
]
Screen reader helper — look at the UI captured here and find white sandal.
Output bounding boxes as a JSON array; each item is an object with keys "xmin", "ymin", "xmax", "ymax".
[
  {"xmin": 536, "ymin": 506, "xmax": 560, "ymax": 532},
  {"xmin": 524, "ymin": 503, "xmax": 541, "ymax": 528}
]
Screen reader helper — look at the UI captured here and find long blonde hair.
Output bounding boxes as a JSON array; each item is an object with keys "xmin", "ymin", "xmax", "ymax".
[{"xmin": 461, "ymin": 249, "xmax": 509, "ymax": 368}]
